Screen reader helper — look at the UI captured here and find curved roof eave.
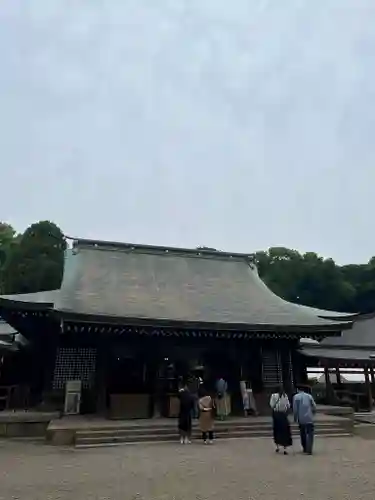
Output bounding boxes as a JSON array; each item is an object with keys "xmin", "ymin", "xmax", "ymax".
[
  {"xmin": 55, "ymin": 308, "xmax": 353, "ymax": 332},
  {"xmin": 247, "ymin": 265, "xmax": 356, "ymax": 327},
  {"xmin": 0, "ymin": 318, "xmax": 17, "ymax": 336},
  {"xmin": 302, "ymin": 308, "xmax": 358, "ymax": 320},
  {"xmin": 0, "ymin": 290, "xmax": 59, "ymax": 310},
  {"xmin": 299, "ymin": 346, "xmax": 375, "ymax": 363}
]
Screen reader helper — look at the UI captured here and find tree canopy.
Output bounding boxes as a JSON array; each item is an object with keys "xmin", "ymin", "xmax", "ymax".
[
  {"xmin": 254, "ymin": 247, "xmax": 357, "ymax": 312},
  {"xmin": 0, "ymin": 222, "xmax": 19, "ymax": 293},
  {"xmin": 0, "ymin": 220, "xmax": 375, "ymax": 313},
  {"xmin": 2, "ymin": 221, "xmax": 66, "ymax": 294}
]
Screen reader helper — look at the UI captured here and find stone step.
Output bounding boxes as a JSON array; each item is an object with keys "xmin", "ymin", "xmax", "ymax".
[
  {"xmin": 354, "ymin": 423, "xmax": 375, "ymax": 440},
  {"xmin": 47, "ymin": 414, "xmax": 354, "ymax": 446},
  {"xmin": 72, "ymin": 420, "xmax": 276, "ymax": 433},
  {"xmin": 75, "ymin": 426, "xmax": 351, "ymax": 447},
  {"xmin": 74, "ymin": 421, "xmax": 344, "ymax": 439},
  {"xmin": 76, "ymin": 430, "xmax": 352, "ymax": 448},
  {"xmin": 61, "ymin": 414, "xmax": 347, "ymax": 433}
]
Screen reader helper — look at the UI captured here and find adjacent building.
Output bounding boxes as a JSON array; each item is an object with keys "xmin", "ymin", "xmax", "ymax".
[{"xmin": 301, "ymin": 313, "xmax": 375, "ymax": 410}]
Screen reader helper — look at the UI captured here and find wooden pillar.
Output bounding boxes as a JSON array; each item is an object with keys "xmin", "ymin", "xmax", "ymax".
[
  {"xmin": 324, "ymin": 365, "xmax": 333, "ymax": 403},
  {"xmin": 297, "ymin": 350, "xmax": 308, "ymax": 386},
  {"xmin": 335, "ymin": 366, "xmax": 341, "ymax": 385},
  {"xmin": 364, "ymin": 367, "xmax": 373, "ymax": 411},
  {"xmin": 95, "ymin": 335, "xmax": 108, "ymax": 415},
  {"xmin": 29, "ymin": 337, "xmax": 45, "ymax": 406},
  {"xmin": 147, "ymin": 341, "xmax": 161, "ymax": 418},
  {"xmin": 153, "ymin": 347, "xmax": 164, "ymax": 418}
]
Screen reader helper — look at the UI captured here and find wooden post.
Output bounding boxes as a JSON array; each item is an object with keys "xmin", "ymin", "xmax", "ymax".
[
  {"xmin": 370, "ymin": 367, "xmax": 375, "ymax": 386},
  {"xmin": 324, "ymin": 366, "xmax": 333, "ymax": 403},
  {"xmin": 95, "ymin": 336, "xmax": 108, "ymax": 415},
  {"xmin": 335, "ymin": 366, "xmax": 341, "ymax": 385},
  {"xmin": 364, "ymin": 367, "xmax": 373, "ymax": 411}
]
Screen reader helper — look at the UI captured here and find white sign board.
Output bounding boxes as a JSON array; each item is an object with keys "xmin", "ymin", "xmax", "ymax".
[{"xmin": 64, "ymin": 380, "xmax": 82, "ymax": 415}]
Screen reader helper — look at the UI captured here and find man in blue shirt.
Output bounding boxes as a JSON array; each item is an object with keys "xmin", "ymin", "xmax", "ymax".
[{"xmin": 293, "ymin": 386, "xmax": 317, "ymax": 455}]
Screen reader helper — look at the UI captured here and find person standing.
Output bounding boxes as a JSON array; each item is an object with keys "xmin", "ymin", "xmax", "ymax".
[
  {"xmin": 269, "ymin": 386, "xmax": 292, "ymax": 455},
  {"xmin": 178, "ymin": 384, "xmax": 194, "ymax": 444},
  {"xmin": 293, "ymin": 386, "xmax": 317, "ymax": 455},
  {"xmin": 190, "ymin": 374, "xmax": 203, "ymax": 419},
  {"xmin": 248, "ymin": 382, "xmax": 259, "ymax": 416},
  {"xmin": 199, "ymin": 389, "xmax": 215, "ymax": 444},
  {"xmin": 215, "ymin": 376, "xmax": 229, "ymax": 420},
  {"xmin": 240, "ymin": 380, "xmax": 250, "ymax": 416},
  {"xmin": 240, "ymin": 381, "xmax": 258, "ymax": 416}
]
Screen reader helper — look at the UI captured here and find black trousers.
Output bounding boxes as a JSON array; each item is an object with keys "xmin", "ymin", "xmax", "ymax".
[
  {"xmin": 299, "ymin": 423, "xmax": 314, "ymax": 454},
  {"xmin": 202, "ymin": 430, "xmax": 214, "ymax": 441}
]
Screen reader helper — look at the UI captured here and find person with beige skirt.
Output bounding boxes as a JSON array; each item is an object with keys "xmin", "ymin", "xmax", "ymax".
[
  {"xmin": 215, "ymin": 377, "xmax": 229, "ymax": 420},
  {"xmin": 199, "ymin": 389, "xmax": 215, "ymax": 444}
]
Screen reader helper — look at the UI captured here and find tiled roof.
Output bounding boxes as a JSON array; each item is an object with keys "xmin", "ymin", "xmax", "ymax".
[
  {"xmin": 0, "ymin": 239, "xmax": 356, "ymax": 331},
  {"xmin": 48, "ymin": 239, "xmax": 353, "ymax": 330},
  {"xmin": 300, "ymin": 314, "xmax": 375, "ymax": 362},
  {"xmin": 320, "ymin": 313, "xmax": 375, "ymax": 348}
]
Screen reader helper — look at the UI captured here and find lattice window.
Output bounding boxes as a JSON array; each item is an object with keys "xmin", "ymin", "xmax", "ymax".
[
  {"xmin": 52, "ymin": 347, "xmax": 97, "ymax": 390},
  {"xmin": 262, "ymin": 349, "xmax": 282, "ymax": 388}
]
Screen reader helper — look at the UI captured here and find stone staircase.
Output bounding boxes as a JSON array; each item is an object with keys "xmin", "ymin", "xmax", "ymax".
[
  {"xmin": 73, "ymin": 415, "xmax": 353, "ymax": 449},
  {"xmin": 353, "ymin": 411, "xmax": 375, "ymax": 440}
]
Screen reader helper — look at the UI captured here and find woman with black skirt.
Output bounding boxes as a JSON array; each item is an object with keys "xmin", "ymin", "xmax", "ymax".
[
  {"xmin": 178, "ymin": 385, "xmax": 194, "ymax": 444},
  {"xmin": 269, "ymin": 386, "xmax": 292, "ymax": 455}
]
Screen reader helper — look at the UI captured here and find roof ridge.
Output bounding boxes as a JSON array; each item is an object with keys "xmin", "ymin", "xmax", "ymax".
[{"xmin": 69, "ymin": 236, "xmax": 256, "ymax": 262}]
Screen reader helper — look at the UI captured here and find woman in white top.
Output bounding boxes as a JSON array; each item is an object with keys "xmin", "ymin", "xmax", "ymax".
[{"xmin": 269, "ymin": 385, "xmax": 292, "ymax": 454}]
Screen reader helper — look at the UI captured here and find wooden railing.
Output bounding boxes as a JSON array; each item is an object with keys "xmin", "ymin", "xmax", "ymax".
[
  {"xmin": 0, "ymin": 385, "xmax": 17, "ymax": 410},
  {"xmin": 0, "ymin": 385, "xmax": 30, "ymax": 411},
  {"xmin": 312, "ymin": 386, "xmax": 372, "ymax": 411}
]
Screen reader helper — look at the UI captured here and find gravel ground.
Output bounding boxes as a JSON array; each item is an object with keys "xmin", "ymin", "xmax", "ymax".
[{"xmin": 0, "ymin": 436, "xmax": 374, "ymax": 500}]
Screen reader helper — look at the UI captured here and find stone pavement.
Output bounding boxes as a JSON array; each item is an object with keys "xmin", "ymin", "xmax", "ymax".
[{"xmin": 0, "ymin": 436, "xmax": 374, "ymax": 500}]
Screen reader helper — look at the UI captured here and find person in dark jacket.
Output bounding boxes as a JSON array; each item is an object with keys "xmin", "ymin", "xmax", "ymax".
[{"xmin": 178, "ymin": 385, "xmax": 194, "ymax": 444}]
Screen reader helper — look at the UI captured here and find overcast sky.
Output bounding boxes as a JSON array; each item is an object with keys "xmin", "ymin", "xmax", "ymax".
[{"xmin": 0, "ymin": 1, "xmax": 374, "ymax": 264}]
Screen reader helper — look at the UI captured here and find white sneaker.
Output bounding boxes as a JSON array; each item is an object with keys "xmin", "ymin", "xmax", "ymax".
[
  {"xmin": 203, "ymin": 440, "xmax": 208, "ymax": 444},
  {"xmin": 180, "ymin": 437, "xmax": 184, "ymax": 444},
  {"xmin": 209, "ymin": 440, "xmax": 214, "ymax": 444},
  {"xmin": 185, "ymin": 438, "xmax": 191, "ymax": 444}
]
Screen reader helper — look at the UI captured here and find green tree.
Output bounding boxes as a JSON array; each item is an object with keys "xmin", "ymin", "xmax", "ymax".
[
  {"xmin": 342, "ymin": 260, "xmax": 375, "ymax": 313},
  {"xmin": 3, "ymin": 221, "xmax": 66, "ymax": 294},
  {"xmin": 295, "ymin": 253, "xmax": 355, "ymax": 311},
  {"xmin": 255, "ymin": 247, "xmax": 357, "ymax": 312},
  {"xmin": 0, "ymin": 222, "xmax": 18, "ymax": 293},
  {"xmin": 255, "ymin": 247, "xmax": 304, "ymax": 301}
]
